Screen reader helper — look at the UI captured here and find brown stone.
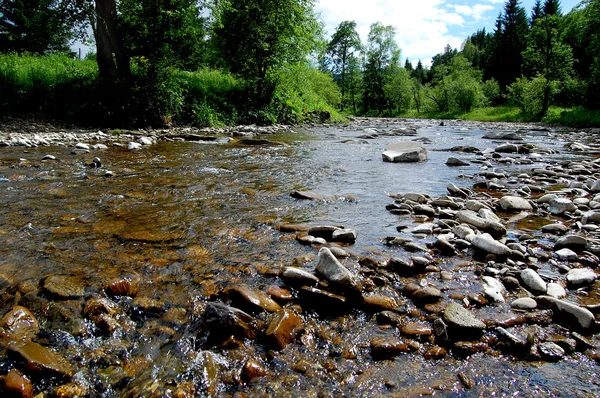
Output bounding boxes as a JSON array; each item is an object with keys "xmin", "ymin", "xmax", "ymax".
[
  {"xmin": 83, "ymin": 297, "xmax": 121, "ymax": 333},
  {"xmin": 4, "ymin": 369, "xmax": 33, "ymax": 398},
  {"xmin": 411, "ymin": 287, "xmax": 442, "ymax": 303},
  {"xmin": 266, "ymin": 286, "xmax": 293, "ymax": 302},
  {"xmin": 8, "ymin": 341, "xmax": 74, "ymax": 377},
  {"xmin": 423, "ymin": 346, "xmax": 447, "ymax": 360},
  {"xmin": 0, "ymin": 306, "xmax": 39, "ymax": 343},
  {"xmin": 265, "ymin": 309, "xmax": 303, "ymax": 350},
  {"xmin": 105, "ymin": 273, "xmax": 140, "ymax": 297},
  {"xmin": 54, "ymin": 382, "xmax": 88, "ymax": 398},
  {"xmin": 228, "ymin": 285, "xmax": 282, "ymax": 313},
  {"xmin": 401, "ymin": 322, "xmax": 433, "ymax": 338},
  {"xmin": 370, "ymin": 336, "xmax": 409, "ymax": 359},
  {"xmin": 363, "ymin": 294, "xmax": 399, "ymax": 312},
  {"xmin": 241, "ymin": 358, "xmax": 268, "ymax": 382},
  {"xmin": 41, "ymin": 275, "xmax": 85, "ymax": 299}
]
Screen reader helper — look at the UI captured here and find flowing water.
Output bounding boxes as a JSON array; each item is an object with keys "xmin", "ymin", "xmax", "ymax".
[{"xmin": 0, "ymin": 119, "xmax": 598, "ymax": 396}]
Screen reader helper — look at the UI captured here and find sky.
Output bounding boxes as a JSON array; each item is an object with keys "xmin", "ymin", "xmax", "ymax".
[{"xmin": 314, "ymin": 0, "xmax": 581, "ymax": 67}]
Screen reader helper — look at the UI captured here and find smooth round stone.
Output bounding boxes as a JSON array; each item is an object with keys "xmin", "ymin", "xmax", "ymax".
[
  {"xmin": 511, "ymin": 297, "xmax": 537, "ymax": 310},
  {"xmin": 520, "ymin": 269, "xmax": 547, "ymax": 294},
  {"xmin": 556, "ymin": 248, "xmax": 579, "ymax": 261},
  {"xmin": 443, "ymin": 302, "xmax": 485, "ymax": 330},
  {"xmin": 401, "ymin": 321, "xmax": 433, "ymax": 337},
  {"xmin": 567, "ymin": 268, "xmax": 597, "ymax": 287},
  {"xmin": 546, "ymin": 283, "xmax": 567, "ymax": 299}
]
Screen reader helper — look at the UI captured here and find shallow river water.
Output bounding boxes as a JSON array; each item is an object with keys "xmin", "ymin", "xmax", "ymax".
[{"xmin": 0, "ymin": 118, "xmax": 599, "ymax": 397}]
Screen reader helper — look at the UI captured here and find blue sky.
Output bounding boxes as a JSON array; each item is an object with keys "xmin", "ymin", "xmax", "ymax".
[{"xmin": 314, "ymin": 0, "xmax": 581, "ymax": 66}]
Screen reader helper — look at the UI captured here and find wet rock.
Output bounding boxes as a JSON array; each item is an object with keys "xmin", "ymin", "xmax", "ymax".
[
  {"xmin": 299, "ymin": 286, "xmax": 346, "ymax": 310},
  {"xmin": 331, "ymin": 228, "xmax": 357, "ymax": 244},
  {"xmin": 495, "ymin": 143, "xmax": 520, "ymax": 153},
  {"xmin": 290, "ymin": 191, "xmax": 336, "ymax": 201},
  {"xmin": 0, "ymin": 306, "xmax": 39, "ymax": 343},
  {"xmin": 308, "ymin": 225, "xmax": 341, "ymax": 240},
  {"xmin": 424, "ymin": 346, "xmax": 447, "ymax": 359},
  {"xmin": 538, "ymin": 342, "xmax": 565, "ymax": 361},
  {"xmin": 482, "ymin": 276, "xmax": 506, "ymax": 303},
  {"xmin": 443, "ymin": 302, "xmax": 486, "ymax": 335},
  {"xmin": 204, "ymin": 302, "xmax": 256, "ymax": 341},
  {"xmin": 555, "ymin": 235, "xmax": 588, "ymax": 253},
  {"xmin": 382, "ymin": 142, "xmax": 427, "ymax": 163},
  {"xmin": 401, "ymin": 322, "xmax": 433, "ymax": 338},
  {"xmin": 41, "ymin": 275, "xmax": 85, "ymax": 299},
  {"xmin": 281, "ymin": 267, "xmax": 319, "ymax": 286},
  {"xmin": 499, "ymin": 196, "xmax": 532, "ymax": 212},
  {"xmin": 546, "ymin": 283, "xmax": 567, "ymax": 299},
  {"xmin": 315, "ymin": 247, "xmax": 361, "ymax": 293},
  {"xmin": 556, "ymin": 248, "xmax": 578, "ymax": 261},
  {"xmin": 227, "ymin": 285, "xmax": 282, "ymax": 313},
  {"xmin": 566, "ymin": 268, "xmax": 597, "ymax": 287},
  {"xmin": 541, "ymin": 223, "xmax": 569, "ymax": 234},
  {"xmin": 370, "ymin": 336, "xmax": 409, "ymax": 359},
  {"xmin": 446, "ymin": 157, "xmax": 469, "ymax": 166},
  {"xmin": 241, "ymin": 358, "xmax": 268, "ymax": 382},
  {"xmin": 132, "ymin": 297, "xmax": 164, "ymax": 317},
  {"xmin": 520, "ymin": 269, "xmax": 547, "ymax": 294},
  {"xmin": 548, "ymin": 197, "xmax": 577, "ymax": 215},
  {"xmin": 411, "ymin": 286, "xmax": 442, "ymax": 304},
  {"xmin": 83, "ymin": 297, "xmax": 120, "ymax": 333},
  {"xmin": 265, "ymin": 309, "xmax": 303, "ymax": 350},
  {"xmin": 53, "ymin": 382, "xmax": 89, "ymax": 397},
  {"xmin": 472, "ymin": 233, "xmax": 511, "ymax": 257},
  {"xmin": 511, "ymin": 297, "xmax": 537, "ymax": 310},
  {"xmin": 105, "ymin": 273, "xmax": 140, "ymax": 297},
  {"xmin": 387, "ymin": 257, "xmax": 425, "ymax": 275},
  {"xmin": 4, "ymin": 369, "xmax": 33, "ymax": 398},
  {"xmin": 8, "ymin": 341, "xmax": 74, "ymax": 377},
  {"xmin": 266, "ymin": 286, "xmax": 293, "ymax": 302},
  {"xmin": 482, "ymin": 132, "xmax": 523, "ymax": 140},
  {"xmin": 377, "ymin": 311, "xmax": 403, "ymax": 327},
  {"xmin": 363, "ymin": 294, "xmax": 400, "ymax": 311},
  {"xmin": 455, "ymin": 210, "xmax": 506, "ymax": 238},
  {"xmin": 536, "ymin": 296, "xmax": 595, "ymax": 331}
]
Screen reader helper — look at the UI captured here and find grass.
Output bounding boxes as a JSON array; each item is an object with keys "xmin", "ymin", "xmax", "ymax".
[{"xmin": 543, "ymin": 107, "xmax": 600, "ymax": 128}]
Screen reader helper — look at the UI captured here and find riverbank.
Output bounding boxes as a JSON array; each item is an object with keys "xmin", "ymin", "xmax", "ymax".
[{"xmin": 0, "ymin": 118, "xmax": 599, "ymax": 396}]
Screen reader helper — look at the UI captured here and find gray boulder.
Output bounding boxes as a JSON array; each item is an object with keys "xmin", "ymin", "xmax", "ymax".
[
  {"xmin": 315, "ymin": 247, "xmax": 361, "ymax": 293},
  {"xmin": 471, "ymin": 233, "xmax": 511, "ymax": 256},
  {"xmin": 382, "ymin": 142, "xmax": 427, "ymax": 163},
  {"xmin": 536, "ymin": 296, "xmax": 595, "ymax": 331},
  {"xmin": 499, "ymin": 196, "xmax": 532, "ymax": 212}
]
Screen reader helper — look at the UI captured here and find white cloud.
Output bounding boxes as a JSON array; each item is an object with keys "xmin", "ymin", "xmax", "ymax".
[{"xmin": 315, "ymin": 0, "xmax": 495, "ymax": 64}]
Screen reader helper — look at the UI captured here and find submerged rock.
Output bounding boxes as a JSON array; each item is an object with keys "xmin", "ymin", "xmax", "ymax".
[
  {"xmin": 203, "ymin": 302, "xmax": 257, "ymax": 341},
  {"xmin": 41, "ymin": 275, "xmax": 86, "ymax": 299},
  {"xmin": 4, "ymin": 369, "xmax": 33, "ymax": 398},
  {"xmin": 265, "ymin": 309, "xmax": 303, "ymax": 350},
  {"xmin": 0, "ymin": 306, "xmax": 39, "ymax": 343},
  {"xmin": 228, "ymin": 285, "xmax": 282, "ymax": 313},
  {"xmin": 370, "ymin": 336, "xmax": 409, "ymax": 359},
  {"xmin": 443, "ymin": 302, "xmax": 486, "ymax": 333},
  {"xmin": 8, "ymin": 341, "xmax": 74, "ymax": 377}
]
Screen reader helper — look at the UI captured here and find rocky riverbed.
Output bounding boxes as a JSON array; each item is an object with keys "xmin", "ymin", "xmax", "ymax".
[{"xmin": 1, "ymin": 117, "xmax": 600, "ymax": 397}]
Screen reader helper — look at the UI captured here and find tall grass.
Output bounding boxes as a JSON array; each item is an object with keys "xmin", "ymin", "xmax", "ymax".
[{"xmin": 0, "ymin": 53, "xmax": 99, "ymax": 120}]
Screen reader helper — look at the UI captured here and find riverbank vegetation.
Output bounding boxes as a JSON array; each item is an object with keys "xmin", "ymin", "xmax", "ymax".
[{"xmin": 0, "ymin": 0, "xmax": 599, "ymax": 127}]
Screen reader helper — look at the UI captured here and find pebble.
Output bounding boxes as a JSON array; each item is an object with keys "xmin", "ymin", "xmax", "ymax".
[
  {"xmin": 520, "ymin": 269, "xmax": 547, "ymax": 294},
  {"xmin": 511, "ymin": 297, "xmax": 537, "ymax": 310}
]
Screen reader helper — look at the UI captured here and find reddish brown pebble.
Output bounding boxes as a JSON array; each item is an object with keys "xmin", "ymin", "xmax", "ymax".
[{"xmin": 4, "ymin": 369, "xmax": 33, "ymax": 398}]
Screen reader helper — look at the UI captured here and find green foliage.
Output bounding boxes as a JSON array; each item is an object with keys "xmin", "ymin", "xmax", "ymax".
[
  {"xmin": 506, "ymin": 76, "xmax": 556, "ymax": 117},
  {"xmin": 212, "ymin": 0, "xmax": 323, "ymax": 108},
  {"xmin": 426, "ymin": 55, "xmax": 488, "ymax": 113},
  {"xmin": 362, "ymin": 22, "xmax": 400, "ymax": 113},
  {"xmin": 269, "ymin": 63, "xmax": 343, "ymax": 123},
  {"xmin": 325, "ymin": 21, "xmax": 362, "ymax": 111},
  {"xmin": 0, "ymin": 0, "xmax": 73, "ymax": 54},
  {"xmin": 384, "ymin": 66, "xmax": 412, "ymax": 113},
  {"xmin": 543, "ymin": 106, "xmax": 600, "ymax": 127},
  {"xmin": 0, "ymin": 53, "xmax": 98, "ymax": 120}
]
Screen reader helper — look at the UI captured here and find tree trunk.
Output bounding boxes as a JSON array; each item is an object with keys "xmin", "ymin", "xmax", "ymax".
[{"xmin": 94, "ymin": 0, "xmax": 129, "ymax": 83}]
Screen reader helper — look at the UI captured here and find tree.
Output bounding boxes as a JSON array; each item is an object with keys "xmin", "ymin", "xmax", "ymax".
[
  {"xmin": 404, "ymin": 58, "xmax": 413, "ymax": 71},
  {"xmin": 543, "ymin": 0, "xmax": 562, "ymax": 16},
  {"xmin": 522, "ymin": 14, "xmax": 574, "ymax": 117},
  {"xmin": 0, "ymin": 0, "xmax": 73, "ymax": 54},
  {"xmin": 487, "ymin": 0, "xmax": 530, "ymax": 88},
  {"xmin": 212, "ymin": 0, "xmax": 322, "ymax": 105},
  {"xmin": 325, "ymin": 21, "xmax": 362, "ymax": 111},
  {"xmin": 531, "ymin": 0, "xmax": 543, "ymax": 26},
  {"xmin": 411, "ymin": 60, "xmax": 428, "ymax": 83},
  {"xmin": 362, "ymin": 22, "xmax": 400, "ymax": 113}
]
